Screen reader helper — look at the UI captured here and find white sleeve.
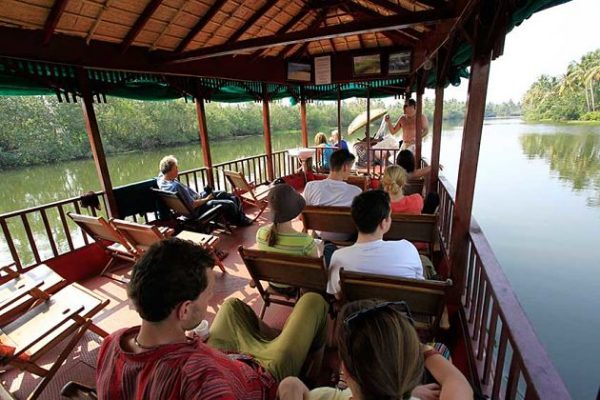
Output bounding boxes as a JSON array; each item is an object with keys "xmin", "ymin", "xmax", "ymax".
[
  {"xmin": 303, "ymin": 183, "xmax": 314, "ymax": 205},
  {"xmin": 327, "ymin": 255, "xmax": 342, "ymax": 295}
]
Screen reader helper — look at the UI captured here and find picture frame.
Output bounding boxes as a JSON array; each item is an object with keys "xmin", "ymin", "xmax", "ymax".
[
  {"xmin": 388, "ymin": 51, "xmax": 412, "ymax": 75},
  {"xmin": 353, "ymin": 54, "xmax": 381, "ymax": 76},
  {"xmin": 287, "ymin": 62, "xmax": 312, "ymax": 82}
]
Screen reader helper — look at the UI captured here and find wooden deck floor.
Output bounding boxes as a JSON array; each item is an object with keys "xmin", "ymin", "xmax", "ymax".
[{"xmin": 2, "ymin": 207, "xmax": 300, "ymax": 399}]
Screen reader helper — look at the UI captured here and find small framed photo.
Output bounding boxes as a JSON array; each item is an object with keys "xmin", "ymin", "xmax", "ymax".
[
  {"xmin": 388, "ymin": 51, "xmax": 411, "ymax": 75},
  {"xmin": 287, "ymin": 62, "xmax": 312, "ymax": 82},
  {"xmin": 353, "ymin": 54, "xmax": 381, "ymax": 76}
]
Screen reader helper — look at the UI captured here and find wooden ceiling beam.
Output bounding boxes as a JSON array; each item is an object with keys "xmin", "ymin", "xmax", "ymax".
[
  {"xmin": 349, "ymin": 1, "xmax": 423, "ymax": 40},
  {"xmin": 363, "ymin": 0, "xmax": 410, "ymax": 15},
  {"xmin": 227, "ymin": 0, "xmax": 279, "ymax": 43},
  {"xmin": 280, "ymin": 9, "xmax": 326, "ymax": 58},
  {"xmin": 168, "ymin": 8, "xmax": 453, "ymax": 63},
  {"xmin": 43, "ymin": 0, "xmax": 70, "ymax": 45},
  {"xmin": 176, "ymin": 0, "xmax": 228, "ymax": 53},
  {"xmin": 120, "ymin": 0, "xmax": 164, "ymax": 53}
]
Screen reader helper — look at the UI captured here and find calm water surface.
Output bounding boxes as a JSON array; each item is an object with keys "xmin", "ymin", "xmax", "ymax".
[{"xmin": 1, "ymin": 120, "xmax": 599, "ymax": 398}]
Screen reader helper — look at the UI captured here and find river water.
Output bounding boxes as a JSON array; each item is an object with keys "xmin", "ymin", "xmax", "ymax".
[{"xmin": 1, "ymin": 120, "xmax": 599, "ymax": 398}]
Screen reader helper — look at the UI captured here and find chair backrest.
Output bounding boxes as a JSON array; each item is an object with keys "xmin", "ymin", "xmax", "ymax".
[
  {"xmin": 404, "ymin": 179, "xmax": 425, "ymax": 196},
  {"xmin": 383, "ymin": 213, "xmax": 437, "ymax": 244},
  {"xmin": 344, "ymin": 175, "xmax": 369, "ymax": 191},
  {"xmin": 340, "ymin": 269, "xmax": 452, "ymax": 334},
  {"xmin": 301, "ymin": 206, "xmax": 357, "ymax": 236},
  {"xmin": 224, "ymin": 170, "xmax": 251, "ymax": 191},
  {"xmin": 111, "ymin": 219, "xmax": 164, "ymax": 252},
  {"xmin": 238, "ymin": 246, "xmax": 328, "ymax": 293},
  {"xmin": 67, "ymin": 212, "xmax": 133, "ymax": 251},
  {"xmin": 151, "ymin": 188, "xmax": 193, "ymax": 216}
]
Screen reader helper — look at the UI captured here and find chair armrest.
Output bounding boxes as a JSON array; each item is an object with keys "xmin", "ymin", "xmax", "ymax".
[
  {"xmin": 0, "ymin": 281, "xmax": 45, "ymax": 312},
  {"xmin": 196, "ymin": 204, "xmax": 223, "ymax": 222}
]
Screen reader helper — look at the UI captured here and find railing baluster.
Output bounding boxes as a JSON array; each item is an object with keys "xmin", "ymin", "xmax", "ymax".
[
  {"xmin": 472, "ymin": 267, "xmax": 486, "ymax": 340},
  {"xmin": 58, "ymin": 204, "xmax": 74, "ymax": 252},
  {"xmin": 0, "ymin": 218, "xmax": 21, "ymax": 270},
  {"xmin": 20, "ymin": 214, "xmax": 41, "ymax": 265},
  {"xmin": 492, "ymin": 325, "xmax": 509, "ymax": 399},
  {"xmin": 482, "ymin": 306, "xmax": 499, "ymax": 385},
  {"xmin": 40, "ymin": 208, "xmax": 58, "ymax": 257},
  {"xmin": 465, "ymin": 244, "xmax": 476, "ymax": 306},
  {"xmin": 469, "ymin": 261, "xmax": 482, "ymax": 323},
  {"xmin": 73, "ymin": 201, "xmax": 90, "ymax": 245},
  {"xmin": 477, "ymin": 284, "xmax": 492, "ymax": 359},
  {"xmin": 505, "ymin": 354, "xmax": 521, "ymax": 399}
]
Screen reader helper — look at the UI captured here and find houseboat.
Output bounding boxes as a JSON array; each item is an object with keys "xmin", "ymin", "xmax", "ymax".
[{"xmin": 0, "ymin": 0, "xmax": 575, "ymax": 398}]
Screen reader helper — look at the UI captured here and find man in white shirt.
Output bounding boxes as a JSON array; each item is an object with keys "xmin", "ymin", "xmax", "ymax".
[
  {"xmin": 303, "ymin": 149, "xmax": 362, "ymax": 243},
  {"xmin": 327, "ymin": 190, "xmax": 424, "ymax": 298}
]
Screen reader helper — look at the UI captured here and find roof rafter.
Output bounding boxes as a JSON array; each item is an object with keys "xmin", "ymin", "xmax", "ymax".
[
  {"xmin": 283, "ymin": 9, "xmax": 328, "ymax": 58},
  {"xmin": 120, "ymin": 0, "xmax": 164, "ymax": 53},
  {"xmin": 176, "ymin": 0, "xmax": 228, "ymax": 53},
  {"xmin": 344, "ymin": 1, "xmax": 417, "ymax": 46},
  {"xmin": 227, "ymin": 0, "xmax": 279, "ymax": 43},
  {"xmin": 167, "ymin": 8, "xmax": 452, "ymax": 63},
  {"xmin": 43, "ymin": 0, "xmax": 70, "ymax": 45}
]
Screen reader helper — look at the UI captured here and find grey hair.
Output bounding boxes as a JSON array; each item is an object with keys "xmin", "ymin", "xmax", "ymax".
[{"xmin": 159, "ymin": 155, "xmax": 178, "ymax": 175}]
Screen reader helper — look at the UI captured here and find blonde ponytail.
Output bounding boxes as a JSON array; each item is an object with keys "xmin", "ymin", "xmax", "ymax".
[{"xmin": 382, "ymin": 165, "xmax": 407, "ymax": 196}]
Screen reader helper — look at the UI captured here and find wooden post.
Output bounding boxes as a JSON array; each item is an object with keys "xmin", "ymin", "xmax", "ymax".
[
  {"xmin": 449, "ymin": 52, "xmax": 492, "ymax": 302},
  {"xmin": 429, "ymin": 84, "xmax": 444, "ymax": 192},
  {"xmin": 337, "ymin": 86, "xmax": 342, "ymax": 139},
  {"xmin": 262, "ymin": 83, "xmax": 274, "ymax": 181},
  {"xmin": 77, "ymin": 68, "xmax": 119, "ymax": 218},
  {"xmin": 195, "ymin": 95, "xmax": 215, "ymax": 188},
  {"xmin": 366, "ymin": 88, "xmax": 371, "ymax": 175},
  {"xmin": 415, "ymin": 75, "xmax": 424, "ymax": 166},
  {"xmin": 300, "ymin": 90, "xmax": 309, "ymax": 148}
]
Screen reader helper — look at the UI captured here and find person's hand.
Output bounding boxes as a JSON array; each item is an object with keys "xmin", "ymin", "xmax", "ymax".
[
  {"xmin": 277, "ymin": 377, "xmax": 309, "ymax": 400},
  {"xmin": 385, "ymin": 114, "xmax": 390, "ymax": 121},
  {"xmin": 439, "ymin": 164, "xmax": 444, "ymax": 171},
  {"xmin": 412, "ymin": 383, "xmax": 441, "ymax": 400},
  {"xmin": 204, "ymin": 193, "xmax": 214, "ymax": 200}
]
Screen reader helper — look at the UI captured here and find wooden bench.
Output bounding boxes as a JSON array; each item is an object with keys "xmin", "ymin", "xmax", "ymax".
[
  {"xmin": 301, "ymin": 206, "xmax": 357, "ymax": 245},
  {"xmin": 339, "ymin": 269, "xmax": 452, "ymax": 341},
  {"xmin": 238, "ymin": 246, "xmax": 328, "ymax": 319}
]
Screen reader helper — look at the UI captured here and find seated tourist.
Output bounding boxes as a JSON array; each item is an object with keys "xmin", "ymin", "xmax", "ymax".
[
  {"xmin": 327, "ymin": 190, "xmax": 425, "ymax": 299},
  {"xmin": 330, "ymin": 129, "xmax": 348, "ymax": 151},
  {"xmin": 382, "ymin": 165, "xmax": 439, "ymax": 215},
  {"xmin": 278, "ymin": 299, "xmax": 472, "ymax": 400},
  {"xmin": 303, "ymin": 149, "xmax": 361, "ymax": 243},
  {"xmin": 96, "ymin": 238, "xmax": 328, "ymax": 399},
  {"xmin": 157, "ymin": 155, "xmax": 252, "ymax": 226},
  {"xmin": 314, "ymin": 132, "xmax": 335, "ymax": 170},
  {"xmin": 396, "ymin": 149, "xmax": 435, "ymax": 180}
]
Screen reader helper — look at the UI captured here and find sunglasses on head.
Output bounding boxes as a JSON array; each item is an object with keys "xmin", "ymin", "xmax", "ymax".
[{"xmin": 343, "ymin": 301, "xmax": 415, "ymax": 329}]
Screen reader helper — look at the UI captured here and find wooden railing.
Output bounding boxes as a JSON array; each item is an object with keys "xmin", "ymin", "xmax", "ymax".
[
  {"xmin": 0, "ymin": 192, "xmax": 109, "ymax": 270},
  {"xmin": 436, "ymin": 175, "xmax": 570, "ymax": 399}
]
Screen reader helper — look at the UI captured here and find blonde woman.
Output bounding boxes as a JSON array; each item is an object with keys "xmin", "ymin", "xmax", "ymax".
[
  {"xmin": 314, "ymin": 132, "xmax": 334, "ymax": 170},
  {"xmin": 381, "ymin": 165, "xmax": 424, "ymax": 214}
]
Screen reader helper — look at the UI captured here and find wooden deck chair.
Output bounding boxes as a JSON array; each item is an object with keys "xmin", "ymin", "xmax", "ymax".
[
  {"xmin": 339, "ymin": 269, "xmax": 452, "ymax": 341},
  {"xmin": 223, "ymin": 170, "xmax": 270, "ymax": 221},
  {"xmin": 383, "ymin": 213, "xmax": 438, "ymax": 259},
  {"xmin": 0, "ymin": 263, "xmax": 67, "ymax": 325},
  {"xmin": 404, "ymin": 178, "xmax": 425, "ymax": 196},
  {"xmin": 111, "ymin": 219, "xmax": 227, "ymax": 273},
  {"xmin": 344, "ymin": 175, "xmax": 370, "ymax": 191},
  {"xmin": 151, "ymin": 188, "xmax": 229, "ymax": 233},
  {"xmin": 0, "ymin": 283, "xmax": 109, "ymax": 399},
  {"xmin": 67, "ymin": 213, "xmax": 137, "ymax": 280},
  {"xmin": 238, "ymin": 246, "xmax": 328, "ymax": 319},
  {"xmin": 301, "ymin": 206, "xmax": 357, "ymax": 246}
]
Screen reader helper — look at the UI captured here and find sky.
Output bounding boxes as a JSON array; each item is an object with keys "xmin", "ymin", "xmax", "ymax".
[{"xmin": 427, "ymin": 0, "xmax": 600, "ymax": 104}]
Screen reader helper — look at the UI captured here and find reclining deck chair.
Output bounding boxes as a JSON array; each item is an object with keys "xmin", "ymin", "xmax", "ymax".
[
  {"xmin": 223, "ymin": 170, "xmax": 270, "ymax": 222},
  {"xmin": 0, "ymin": 263, "xmax": 67, "ymax": 325},
  {"xmin": 67, "ymin": 213, "xmax": 137, "ymax": 281},
  {"xmin": 339, "ymin": 269, "xmax": 452, "ymax": 341},
  {"xmin": 0, "ymin": 283, "xmax": 109, "ymax": 399},
  {"xmin": 238, "ymin": 246, "xmax": 328, "ymax": 319},
  {"xmin": 151, "ymin": 188, "xmax": 229, "ymax": 233},
  {"xmin": 111, "ymin": 219, "xmax": 226, "ymax": 273}
]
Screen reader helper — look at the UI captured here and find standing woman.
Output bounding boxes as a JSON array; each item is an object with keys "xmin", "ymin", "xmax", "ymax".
[{"xmin": 314, "ymin": 132, "xmax": 335, "ymax": 170}]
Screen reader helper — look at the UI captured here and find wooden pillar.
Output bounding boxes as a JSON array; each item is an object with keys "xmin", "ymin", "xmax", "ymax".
[
  {"xmin": 300, "ymin": 91, "xmax": 309, "ymax": 148},
  {"xmin": 195, "ymin": 96, "xmax": 215, "ymax": 187},
  {"xmin": 366, "ymin": 88, "xmax": 371, "ymax": 175},
  {"xmin": 449, "ymin": 52, "xmax": 492, "ymax": 302},
  {"xmin": 77, "ymin": 68, "xmax": 119, "ymax": 218},
  {"xmin": 415, "ymin": 76, "xmax": 424, "ymax": 166},
  {"xmin": 262, "ymin": 83, "xmax": 274, "ymax": 181},
  {"xmin": 429, "ymin": 85, "xmax": 444, "ymax": 192},
  {"xmin": 337, "ymin": 86, "xmax": 342, "ymax": 139}
]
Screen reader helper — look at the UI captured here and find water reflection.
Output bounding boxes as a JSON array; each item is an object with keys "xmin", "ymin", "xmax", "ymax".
[{"xmin": 520, "ymin": 132, "xmax": 600, "ymax": 207}]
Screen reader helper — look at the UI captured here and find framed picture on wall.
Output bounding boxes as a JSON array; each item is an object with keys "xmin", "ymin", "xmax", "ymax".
[
  {"xmin": 353, "ymin": 54, "xmax": 381, "ymax": 76},
  {"xmin": 388, "ymin": 51, "xmax": 411, "ymax": 75},
  {"xmin": 287, "ymin": 62, "xmax": 312, "ymax": 82}
]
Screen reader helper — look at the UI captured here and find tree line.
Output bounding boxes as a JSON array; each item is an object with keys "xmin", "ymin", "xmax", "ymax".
[
  {"xmin": 522, "ymin": 49, "xmax": 600, "ymax": 121},
  {"xmin": 0, "ymin": 95, "xmax": 520, "ymax": 169}
]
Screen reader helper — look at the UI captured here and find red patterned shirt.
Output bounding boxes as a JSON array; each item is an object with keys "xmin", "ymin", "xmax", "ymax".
[{"xmin": 96, "ymin": 327, "xmax": 277, "ymax": 400}]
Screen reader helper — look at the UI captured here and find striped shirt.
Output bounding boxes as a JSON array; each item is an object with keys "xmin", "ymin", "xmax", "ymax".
[
  {"xmin": 256, "ymin": 226, "xmax": 317, "ymax": 256},
  {"xmin": 96, "ymin": 327, "xmax": 277, "ymax": 400}
]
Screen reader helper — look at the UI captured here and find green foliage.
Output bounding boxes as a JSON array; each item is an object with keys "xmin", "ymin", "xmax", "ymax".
[
  {"xmin": 522, "ymin": 49, "xmax": 600, "ymax": 121},
  {"xmin": 580, "ymin": 111, "xmax": 600, "ymax": 121}
]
